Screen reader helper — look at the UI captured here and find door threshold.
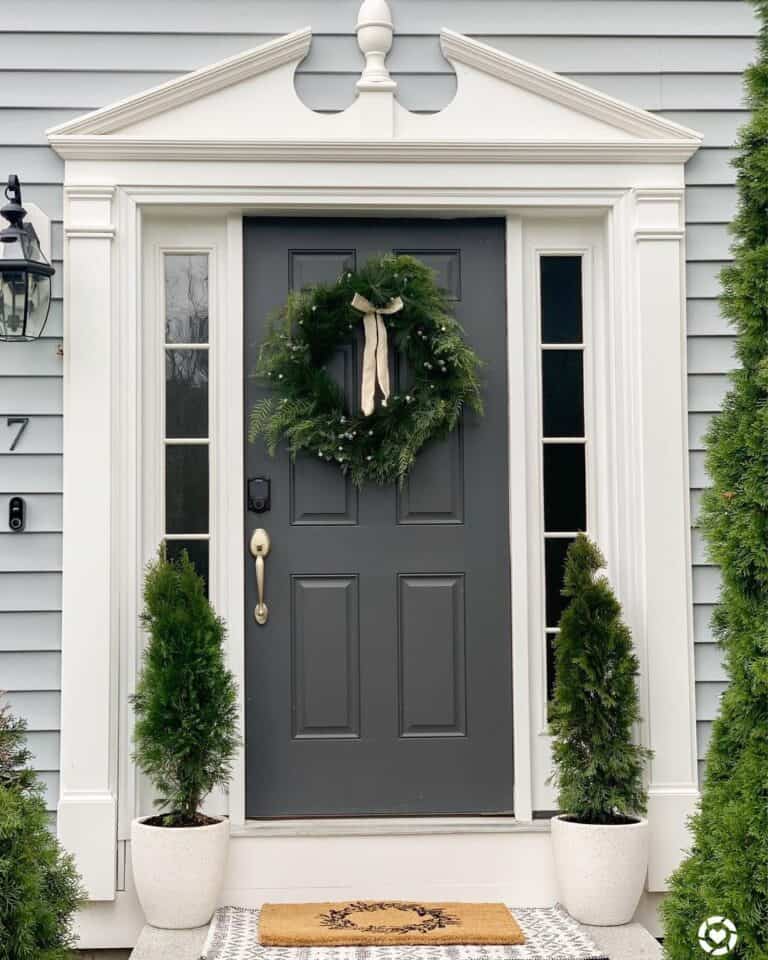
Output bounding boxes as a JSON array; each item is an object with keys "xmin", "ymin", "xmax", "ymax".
[{"xmin": 230, "ymin": 817, "xmax": 551, "ymax": 838}]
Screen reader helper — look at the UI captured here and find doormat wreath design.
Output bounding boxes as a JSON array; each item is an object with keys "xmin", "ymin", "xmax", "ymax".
[
  {"xmin": 319, "ymin": 901, "xmax": 459, "ymax": 936},
  {"xmin": 249, "ymin": 254, "xmax": 483, "ymax": 486},
  {"xmin": 260, "ymin": 901, "xmax": 524, "ymax": 946},
  {"xmin": 202, "ymin": 905, "xmax": 608, "ymax": 960}
]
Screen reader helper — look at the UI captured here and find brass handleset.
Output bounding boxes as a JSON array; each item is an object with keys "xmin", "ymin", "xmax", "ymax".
[{"xmin": 249, "ymin": 528, "xmax": 271, "ymax": 625}]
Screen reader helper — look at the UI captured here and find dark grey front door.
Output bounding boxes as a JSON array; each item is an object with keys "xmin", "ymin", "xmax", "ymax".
[{"xmin": 244, "ymin": 218, "xmax": 512, "ymax": 818}]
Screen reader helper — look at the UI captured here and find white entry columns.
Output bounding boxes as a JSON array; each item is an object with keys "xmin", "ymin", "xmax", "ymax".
[
  {"xmin": 58, "ymin": 187, "xmax": 118, "ymax": 900},
  {"xmin": 634, "ymin": 189, "xmax": 699, "ymax": 890}
]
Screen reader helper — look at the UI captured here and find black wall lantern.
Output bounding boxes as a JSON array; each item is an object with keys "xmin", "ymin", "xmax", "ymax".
[{"xmin": 0, "ymin": 175, "xmax": 55, "ymax": 342}]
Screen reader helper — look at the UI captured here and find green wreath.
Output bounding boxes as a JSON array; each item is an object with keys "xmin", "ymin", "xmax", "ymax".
[{"xmin": 249, "ymin": 253, "xmax": 483, "ymax": 486}]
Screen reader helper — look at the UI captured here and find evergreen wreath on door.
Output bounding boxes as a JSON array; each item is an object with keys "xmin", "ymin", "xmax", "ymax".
[{"xmin": 249, "ymin": 253, "xmax": 483, "ymax": 485}]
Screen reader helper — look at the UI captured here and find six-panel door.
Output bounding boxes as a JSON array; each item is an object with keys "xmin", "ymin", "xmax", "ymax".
[{"xmin": 243, "ymin": 218, "xmax": 513, "ymax": 817}]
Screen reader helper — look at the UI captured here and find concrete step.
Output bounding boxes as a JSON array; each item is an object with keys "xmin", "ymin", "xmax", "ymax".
[
  {"xmin": 131, "ymin": 925, "xmax": 208, "ymax": 960},
  {"xmin": 130, "ymin": 920, "xmax": 662, "ymax": 960}
]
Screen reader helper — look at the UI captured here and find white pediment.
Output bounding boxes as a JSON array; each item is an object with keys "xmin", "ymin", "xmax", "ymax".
[{"xmin": 48, "ymin": 22, "xmax": 701, "ymax": 163}]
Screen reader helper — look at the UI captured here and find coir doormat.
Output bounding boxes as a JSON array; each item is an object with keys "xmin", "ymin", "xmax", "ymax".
[
  {"xmin": 260, "ymin": 901, "xmax": 525, "ymax": 946},
  {"xmin": 201, "ymin": 905, "xmax": 609, "ymax": 960}
]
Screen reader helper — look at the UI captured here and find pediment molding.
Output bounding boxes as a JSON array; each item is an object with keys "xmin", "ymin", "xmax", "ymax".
[
  {"xmin": 48, "ymin": 23, "xmax": 702, "ymax": 164},
  {"xmin": 48, "ymin": 137, "xmax": 700, "ymax": 165},
  {"xmin": 47, "ymin": 28, "xmax": 312, "ymax": 137},
  {"xmin": 440, "ymin": 30, "xmax": 698, "ymax": 144}
]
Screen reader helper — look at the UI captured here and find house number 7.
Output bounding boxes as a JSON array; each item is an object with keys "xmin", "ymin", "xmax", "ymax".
[{"xmin": 7, "ymin": 417, "xmax": 29, "ymax": 452}]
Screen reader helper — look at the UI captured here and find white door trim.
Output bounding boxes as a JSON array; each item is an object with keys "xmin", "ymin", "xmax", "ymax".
[
  {"xmin": 137, "ymin": 207, "xmax": 605, "ymax": 832},
  {"xmin": 59, "ymin": 182, "xmax": 697, "ymax": 900}
]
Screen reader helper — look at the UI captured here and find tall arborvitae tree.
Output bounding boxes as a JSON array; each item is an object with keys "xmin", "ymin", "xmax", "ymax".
[
  {"xmin": 549, "ymin": 535, "xmax": 651, "ymax": 824},
  {"xmin": 132, "ymin": 548, "xmax": 239, "ymax": 826},
  {"xmin": 662, "ymin": 4, "xmax": 768, "ymax": 955}
]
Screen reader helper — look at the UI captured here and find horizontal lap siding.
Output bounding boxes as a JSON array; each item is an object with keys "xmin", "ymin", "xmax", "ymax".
[{"xmin": 0, "ymin": 1, "xmax": 752, "ymax": 810}]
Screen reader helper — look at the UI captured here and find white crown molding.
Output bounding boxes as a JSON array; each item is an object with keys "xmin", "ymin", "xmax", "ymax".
[
  {"xmin": 48, "ymin": 136, "xmax": 700, "ymax": 164},
  {"xmin": 440, "ymin": 30, "xmax": 702, "ymax": 144},
  {"xmin": 45, "ymin": 28, "xmax": 312, "ymax": 137}
]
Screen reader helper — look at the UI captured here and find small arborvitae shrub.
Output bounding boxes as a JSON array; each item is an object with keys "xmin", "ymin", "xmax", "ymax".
[
  {"xmin": 549, "ymin": 535, "xmax": 652, "ymax": 825},
  {"xmin": 0, "ymin": 699, "xmax": 34, "ymax": 794},
  {"xmin": 132, "ymin": 547, "xmax": 239, "ymax": 826},
  {"xmin": 662, "ymin": 3, "xmax": 768, "ymax": 956},
  {"xmin": 0, "ymin": 699, "xmax": 84, "ymax": 960}
]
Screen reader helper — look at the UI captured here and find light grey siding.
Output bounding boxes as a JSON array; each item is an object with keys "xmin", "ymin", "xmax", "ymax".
[{"xmin": 0, "ymin": 0, "xmax": 754, "ymax": 808}]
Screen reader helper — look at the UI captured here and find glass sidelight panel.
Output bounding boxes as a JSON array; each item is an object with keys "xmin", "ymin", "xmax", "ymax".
[
  {"xmin": 542, "ymin": 444, "xmax": 586, "ymax": 532},
  {"xmin": 165, "ymin": 445, "xmax": 209, "ymax": 534},
  {"xmin": 164, "ymin": 254, "xmax": 209, "ymax": 343},
  {"xmin": 539, "ymin": 254, "xmax": 587, "ymax": 699},
  {"xmin": 166, "ymin": 349, "xmax": 209, "ymax": 438},
  {"xmin": 545, "ymin": 536, "xmax": 577, "ymax": 629},
  {"xmin": 166, "ymin": 538, "xmax": 209, "ymax": 590},
  {"xmin": 542, "ymin": 351, "xmax": 584, "ymax": 437},
  {"xmin": 540, "ymin": 255, "xmax": 582, "ymax": 344},
  {"xmin": 162, "ymin": 252, "xmax": 211, "ymax": 591}
]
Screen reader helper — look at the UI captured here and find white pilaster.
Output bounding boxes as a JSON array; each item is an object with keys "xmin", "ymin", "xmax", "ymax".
[
  {"xmin": 633, "ymin": 189, "xmax": 699, "ymax": 891},
  {"xmin": 58, "ymin": 186, "xmax": 118, "ymax": 901}
]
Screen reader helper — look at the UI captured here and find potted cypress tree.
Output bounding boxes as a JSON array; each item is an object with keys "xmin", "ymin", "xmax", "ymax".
[
  {"xmin": 549, "ymin": 535, "xmax": 653, "ymax": 926},
  {"xmin": 130, "ymin": 548, "xmax": 239, "ymax": 930},
  {"xmin": 0, "ymin": 698, "xmax": 84, "ymax": 959}
]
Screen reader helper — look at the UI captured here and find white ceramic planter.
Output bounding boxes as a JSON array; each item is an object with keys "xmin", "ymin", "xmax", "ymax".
[
  {"xmin": 551, "ymin": 815, "xmax": 649, "ymax": 926},
  {"xmin": 131, "ymin": 816, "xmax": 229, "ymax": 929}
]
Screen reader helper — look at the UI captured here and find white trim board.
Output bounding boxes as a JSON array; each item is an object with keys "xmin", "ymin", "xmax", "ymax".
[
  {"xmin": 47, "ymin": 139, "xmax": 701, "ymax": 164},
  {"xmin": 50, "ymin": 21, "xmax": 699, "ymax": 918}
]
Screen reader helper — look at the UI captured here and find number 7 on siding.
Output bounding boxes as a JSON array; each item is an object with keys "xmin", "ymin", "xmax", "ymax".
[{"xmin": 7, "ymin": 417, "xmax": 29, "ymax": 452}]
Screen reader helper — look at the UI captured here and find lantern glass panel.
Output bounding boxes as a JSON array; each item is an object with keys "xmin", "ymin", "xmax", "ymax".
[
  {"xmin": 0, "ymin": 232, "xmax": 25, "ymax": 263},
  {"xmin": 27, "ymin": 271, "xmax": 51, "ymax": 339},
  {"xmin": 0, "ymin": 270, "xmax": 27, "ymax": 338},
  {"xmin": 21, "ymin": 229, "xmax": 47, "ymax": 264}
]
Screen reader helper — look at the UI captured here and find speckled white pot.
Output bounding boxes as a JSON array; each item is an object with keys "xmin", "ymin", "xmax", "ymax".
[
  {"xmin": 551, "ymin": 815, "xmax": 649, "ymax": 926},
  {"xmin": 131, "ymin": 816, "xmax": 229, "ymax": 929}
]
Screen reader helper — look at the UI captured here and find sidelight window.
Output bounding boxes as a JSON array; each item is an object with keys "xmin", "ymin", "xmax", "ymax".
[
  {"xmin": 162, "ymin": 253, "xmax": 211, "ymax": 588},
  {"xmin": 539, "ymin": 255, "xmax": 588, "ymax": 699}
]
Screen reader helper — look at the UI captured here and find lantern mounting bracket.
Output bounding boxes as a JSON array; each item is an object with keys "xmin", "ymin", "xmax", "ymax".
[
  {"xmin": 0, "ymin": 174, "xmax": 50, "ymax": 262},
  {"xmin": 5, "ymin": 174, "xmax": 22, "ymax": 206},
  {"xmin": 1, "ymin": 175, "xmax": 27, "ymax": 230}
]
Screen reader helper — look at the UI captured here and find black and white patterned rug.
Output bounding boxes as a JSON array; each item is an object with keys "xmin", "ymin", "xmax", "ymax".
[{"xmin": 201, "ymin": 906, "xmax": 608, "ymax": 960}]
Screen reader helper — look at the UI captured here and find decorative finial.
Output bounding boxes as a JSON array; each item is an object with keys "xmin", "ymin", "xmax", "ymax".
[{"xmin": 356, "ymin": 0, "xmax": 396, "ymax": 91}]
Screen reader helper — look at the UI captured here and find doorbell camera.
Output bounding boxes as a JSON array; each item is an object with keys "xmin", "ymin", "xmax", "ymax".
[{"xmin": 9, "ymin": 496, "xmax": 25, "ymax": 532}]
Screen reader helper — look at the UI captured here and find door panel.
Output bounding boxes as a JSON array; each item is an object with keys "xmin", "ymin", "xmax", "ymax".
[
  {"xmin": 398, "ymin": 574, "xmax": 466, "ymax": 738},
  {"xmin": 397, "ymin": 427, "xmax": 464, "ymax": 524},
  {"xmin": 291, "ymin": 575, "xmax": 360, "ymax": 740},
  {"xmin": 244, "ymin": 218, "xmax": 512, "ymax": 817}
]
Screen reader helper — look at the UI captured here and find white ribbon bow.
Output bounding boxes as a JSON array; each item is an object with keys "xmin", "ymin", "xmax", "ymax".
[{"xmin": 350, "ymin": 292, "xmax": 403, "ymax": 416}]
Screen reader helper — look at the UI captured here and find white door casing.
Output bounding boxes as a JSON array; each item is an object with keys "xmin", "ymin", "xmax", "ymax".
[{"xmin": 50, "ymin": 9, "xmax": 701, "ymax": 901}]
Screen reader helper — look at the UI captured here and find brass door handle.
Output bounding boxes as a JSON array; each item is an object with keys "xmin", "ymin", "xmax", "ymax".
[{"xmin": 249, "ymin": 528, "xmax": 271, "ymax": 625}]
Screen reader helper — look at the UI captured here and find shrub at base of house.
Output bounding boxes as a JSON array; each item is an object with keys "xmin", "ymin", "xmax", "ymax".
[{"xmin": 0, "ymin": 700, "xmax": 84, "ymax": 960}]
